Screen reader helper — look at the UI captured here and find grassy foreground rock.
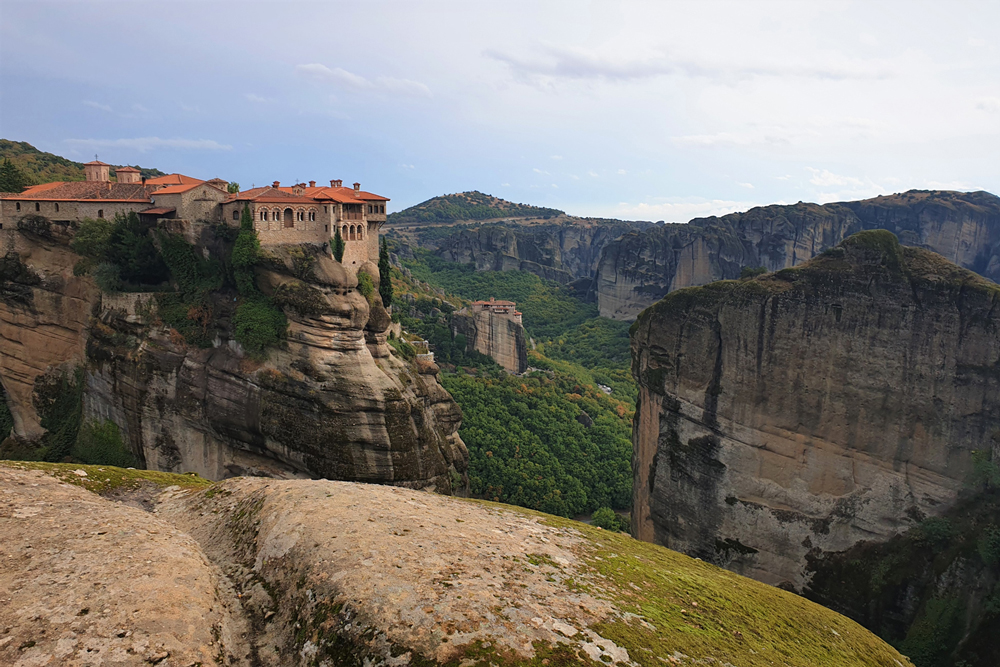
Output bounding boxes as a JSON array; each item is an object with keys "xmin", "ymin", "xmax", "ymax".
[{"xmin": 1, "ymin": 462, "xmax": 912, "ymax": 666}]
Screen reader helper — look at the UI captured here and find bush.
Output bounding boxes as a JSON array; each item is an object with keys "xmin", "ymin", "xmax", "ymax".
[
  {"xmin": 73, "ymin": 419, "xmax": 136, "ymax": 468},
  {"xmin": 979, "ymin": 524, "xmax": 1000, "ymax": 567},
  {"xmin": 357, "ymin": 271, "xmax": 375, "ymax": 303},
  {"xmin": 92, "ymin": 262, "xmax": 123, "ymax": 292},
  {"xmin": 234, "ymin": 297, "xmax": 286, "ymax": 356},
  {"xmin": 740, "ymin": 266, "xmax": 767, "ymax": 279},
  {"xmin": 388, "ymin": 336, "xmax": 417, "ymax": 360},
  {"xmin": 70, "ymin": 217, "xmax": 113, "ymax": 258},
  {"xmin": 592, "ymin": 507, "xmax": 630, "ymax": 532}
]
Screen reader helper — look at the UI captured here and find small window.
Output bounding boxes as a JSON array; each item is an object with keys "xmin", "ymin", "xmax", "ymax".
[
  {"xmin": 324, "ymin": 206, "xmax": 328, "ymax": 213},
  {"xmin": 97, "ymin": 209, "xmax": 104, "ymax": 218},
  {"xmin": 0, "ymin": 223, "xmax": 3, "ymax": 230},
  {"xmin": 325, "ymin": 224, "xmax": 328, "ymax": 232},
  {"xmin": 15, "ymin": 203, "xmax": 20, "ymax": 212},
  {"xmin": 55, "ymin": 203, "xmax": 60, "ymax": 212},
  {"xmin": 297, "ymin": 211, "xmax": 304, "ymax": 222},
  {"xmin": 35, "ymin": 202, "xmax": 40, "ymax": 212},
  {"xmin": 309, "ymin": 211, "xmax": 315, "ymax": 221},
  {"xmin": 233, "ymin": 210, "xmax": 239, "ymax": 220},
  {"xmin": 381, "ymin": 205, "xmax": 385, "ymax": 214}
]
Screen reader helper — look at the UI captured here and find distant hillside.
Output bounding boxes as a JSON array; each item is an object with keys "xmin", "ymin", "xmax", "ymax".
[
  {"xmin": 388, "ymin": 191, "xmax": 564, "ymax": 225},
  {"xmin": 0, "ymin": 139, "xmax": 165, "ymax": 184}
]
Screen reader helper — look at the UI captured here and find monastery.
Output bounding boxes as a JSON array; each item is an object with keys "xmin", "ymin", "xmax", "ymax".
[{"xmin": 0, "ymin": 161, "xmax": 389, "ymax": 269}]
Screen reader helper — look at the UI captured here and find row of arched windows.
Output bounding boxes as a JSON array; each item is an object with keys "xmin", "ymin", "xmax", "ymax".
[
  {"xmin": 342, "ymin": 224, "xmax": 365, "ymax": 241},
  {"xmin": 15, "ymin": 202, "xmax": 60, "ymax": 213}
]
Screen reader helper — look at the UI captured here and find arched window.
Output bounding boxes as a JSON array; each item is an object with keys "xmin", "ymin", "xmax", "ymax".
[
  {"xmin": 357, "ymin": 226, "xmax": 363, "ymax": 240},
  {"xmin": 35, "ymin": 202, "xmax": 40, "ymax": 212},
  {"xmin": 260, "ymin": 210, "xmax": 267, "ymax": 221},
  {"xmin": 308, "ymin": 211, "xmax": 315, "ymax": 222},
  {"xmin": 297, "ymin": 210, "xmax": 304, "ymax": 222},
  {"xmin": 342, "ymin": 225, "xmax": 348, "ymax": 239},
  {"xmin": 97, "ymin": 209, "xmax": 104, "ymax": 219},
  {"xmin": 55, "ymin": 203, "xmax": 60, "ymax": 213},
  {"xmin": 15, "ymin": 203, "xmax": 20, "ymax": 212},
  {"xmin": 283, "ymin": 208, "xmax": 294, "ymax": 228},
  {"xmin": 233, "ymin": 210, "xmax": 239, "ymax": 220}
]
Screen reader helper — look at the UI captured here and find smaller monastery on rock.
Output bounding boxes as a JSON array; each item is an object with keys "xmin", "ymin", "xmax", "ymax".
[{"xmin": 0, "ymin": 162, "xmax": 389, "ymax": 271}]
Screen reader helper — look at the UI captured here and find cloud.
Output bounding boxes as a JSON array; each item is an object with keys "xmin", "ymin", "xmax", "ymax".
[
  {"xmin": 296, "ymin": 64, "xmax": 431, "ymax": 98},
  {"xmin": 550, "ymin": 155, "xmax": 563, "ymax": 160},
  {"xmin": 486, "ymin": 44, "xmax": 893, "ymax": 84},
  {"xmin": 925, "ymin": 180, "xmax": 979, "ymax": 191},
  {"xmin": 64, "ymin": 137, "xmax": 232, "ymax": 153},
  {"xmin": 501, "ymin": 182, "xmax": 510, "ymax": 187},
  {"xmin": 617, "ymin": 169, "xmax": 627, "ymax": 175},
  {"xmin": 400, "ymin": 163, "xmax": 415, "ymax": 170},
  {"xmin": 775, "ymin": 175, "xmax": 793, "ymax": 181},
  {"xmin": 131, "ymin": 103, "xmax": 149, "ymax": 113},
  {"xmin": 805, "ymin": 168, "xmax": 885, "ymax": 202},
  {"xmin": 738, "ymin": 182, "xmax": 755, "ymax": 189},
  {"xmin": 245, "ymin": 93, "xmax": 272, "ymax": 103},
  {"xmin": 806, "ymin": 167, "xmax": 864, "ymax": 188},
  {"xmin": 533, "ymin": 168, "xmax": 550, "ymax": 175},
  {"xmin": 976, "ymin": 97, "xmax": 1000, "ymax": 113},
  {"xmin": 83, "ymin": 100, "xmax": 112, "ymax": 113}
]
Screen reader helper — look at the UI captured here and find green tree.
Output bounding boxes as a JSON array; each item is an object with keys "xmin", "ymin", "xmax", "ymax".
[
  {"xmin": 332, "ymin": 225, "xmax": 345, "ymax": 262},
  {"xmin": 0, "ymin": 158, "xmax": 30, "ymax": 193},
  {"xmin": 230, "ymin": 204, "xmax": 286, "ymax": 355},
  {"xmin": 70, "ymin": 218, "xmax": 113, "ymax": 258},
  {"xmin": 227, "ymin": 182, "xmax": 240, "ymax": 194},
  {"xmin": 103, "ymin": 212, "xmax": 169, "ymax": 286},
  {"xmin": 232, "ymin": 204, "xmax": 260, "ymax": 295},
  {"xmin": 378, "ymin": 237, "xmax": 393, "ymax": 308}
]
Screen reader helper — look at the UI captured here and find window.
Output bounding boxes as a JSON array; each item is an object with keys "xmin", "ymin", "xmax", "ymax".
[
  {"xmin": 15, "ymin": 203, "xmax": 20, "ymax": 212},
  {"xmin": 55, "ymin": 203, "xmax": 60, "ymax": 213},
  {"xmin": 324, "ymin": 206, "xmax": 328, "ymax": 213},
  {"xmin": 297, "ymin": 211, "xmax": 304, "ymax": 222},
  {"xmin": 260, "ymin": 210, "xmax": 267, "ymax": 221},
  {"xmin": 309, "ymin": 211, "xmax": 315, "ymax": 221},
  {"xmin": 35, "ymin": 202, "xmax": 40, "ymax": 212},
  {"xmin": 325, "ymin": 224, "xmax": 328, "ymax": 232},
  {"xmin": 233, "ymin": 210, "xmax": 239, "ymax": 221},
  {"xmin": 380, "ymin": 205, "xmax": 385, "ymax": 214},
  {"xmin": 97, "ymin": 209, "xmax": 104, "ymax": 218}
]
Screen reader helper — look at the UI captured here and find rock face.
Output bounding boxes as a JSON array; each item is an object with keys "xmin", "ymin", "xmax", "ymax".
[
  {"xmin": 630, "ymin": 231, "xmax": 1000, "ymax": 590},
  {"xmin": 434, "ymin": 219, "xmax": 650, "ymax": 284},
  {"xmin": 0, "ymin": 467, "xmax": 250, "ymax": 665},
  {"xmin": 0, "ymin": 462, "xmax": 915, "ymax": 667},
  {"xmin": 451, "ymin": 306, "xmax": 528, "ymax": 373},
  {"xmin": 598, "ymin": 190, "xmax": 1000, "ymax": 320},
  {"xmin": 0, "ymin": 226, "xmax": 468, "ymax": 492}
]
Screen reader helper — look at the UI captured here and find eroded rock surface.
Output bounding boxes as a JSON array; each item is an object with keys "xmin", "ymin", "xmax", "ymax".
[
  {"xmin": 630, "ymin": 231, "xmax": 1000, "ymax": 589},
  {"xmin": 451, "ymin": 306, "xmax": 528, "ymax": 373},
  {"xmin": 598, "ymin": 190, "xmax": 1000, "ymax": 320},
  {"xmin": 0, "ymin": 467, "xmax": 249, "ymax": 666}
]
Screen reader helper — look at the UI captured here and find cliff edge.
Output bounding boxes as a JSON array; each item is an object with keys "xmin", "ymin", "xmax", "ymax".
[{"xmin": 630, "ymin": 231, "xmax": 1000, "ymax": 590}]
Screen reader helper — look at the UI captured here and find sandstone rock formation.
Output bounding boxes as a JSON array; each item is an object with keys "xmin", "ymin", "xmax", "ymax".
[
  {"xmin": 0, "ymin": 225, "xmax": 468, "ymax": 492},
  {"xmin": 451, "ymin": 305, "xmax": 528, "ymax": 373},
  {"xmin": 631, "ymin": 231, "xmax": 1000, "ymax": 590},
  {"xmin": 598, "ymin": 190, "xmax": 1000, "ymax": 320},
  {"xmin": 0, "ymin": 461, "xmax": 915, "ymax": 666}
]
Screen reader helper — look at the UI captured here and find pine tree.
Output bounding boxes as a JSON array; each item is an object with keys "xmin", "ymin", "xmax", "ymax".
[
  {"xmin": 232, "ymin": 204, "xmax": 260, "ymax": 295},
  {"xmin": 332, "ymin": 225, "xmax": 345, "ymax": 262},
  {"xmin": 378, "ymin": 236, "xmax": 393, "ymax": 308},
  {"xmin": 0, "ymin": 159, "xmax": 30, "ymax": 193}
]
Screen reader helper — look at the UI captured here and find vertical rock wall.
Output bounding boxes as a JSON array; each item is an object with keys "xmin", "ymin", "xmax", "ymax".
[{"xmin": 452, "ymin": 307, "xmax": 528, "ymax": 373}]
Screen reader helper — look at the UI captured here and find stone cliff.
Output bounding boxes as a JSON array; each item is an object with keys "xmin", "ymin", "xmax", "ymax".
[
  {"xmin": 451, "ymin": 305, "xmax": 528, "ymax": 373},
  {"xmin": 597, "ymin": 190, "xmax": 1000, "ymax": 320},
  {"xmin": 427, "ymin": 218, "xmax": 650, "ymax": 285},
  {"xmin": 0, "ymin": 224, "xmax": 468, "ymax": 492},
  {"xmin": 0, "ymin": 461, "xmax": 914, "ymax": 667},
  {"xmin": 630, "ymin": 231, "xmax": 1000, "ymax": 592}
]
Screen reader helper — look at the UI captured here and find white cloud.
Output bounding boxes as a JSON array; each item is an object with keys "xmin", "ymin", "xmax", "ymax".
[
  {"xmin": 245, "ymin": 93, "xmax": 272, "ymax": 103},
  {"xmin": 617, "ymin": 169, "xmax": 627, "ymax": 175},
  {"xmin": 775, "ymin": 175, "xmax": 792, "ymax": 181},
  {"xmin": 968, "ymin": 37, "xmax": 988, "ymax": 48},
  {"xmin": 807, "ymin": 167, "xmax": 865, "ymax": 188},
  {"xmin": 738, "ymin": 182, "xmax": 754, "ymax": 189},
  {"xmin": 65, "ymin": 137, "xmax": 232, "ymax": 152},
  {"xmin": 400, "ymin": 163, "xmax": 415, "ymax": 170},
  {"xmin": 551, "ymin": 183, "xmax": 558, "ymax": 188},
  {"xmin": 587, "ymin": 171, "xmax": 600, "ymax": 178},
  {"xmin": 925, "ymin": 180, "xmax": 979, "ymax": 191},
  {"xmin": 486, "ymin": 44, "xmax": 893, "ymax": 85},
  {"xmin": 501, "ymin": 182, "xmax": 510, "ymax": 187},
  {"xmin": 976, "ymin": 97, "xmax": 1000, "ymax": 113},
  {"xmin": 131, "ymin": 103, "xmax": 149, "ymax": 113},
  {"xmin": 83, "ymin": 100, "xmax": 112, "ymax": 112},
  {"xmin": 533, "ymin": 168, "xmax": 550, "ymax": 175},
  {"xmin": 296, "ymin": 63, "xmax": 431, "ymax": 98},
  {"xmin": 550, "ymin": 155, "xmax": 564, "ymax": 160}
]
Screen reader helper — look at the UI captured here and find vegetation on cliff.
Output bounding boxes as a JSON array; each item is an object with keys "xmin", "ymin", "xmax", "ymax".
[
  {"xmin": 0, "ymin": 139, "xmax": 164, "ymax": 184},
  {"xmin": 387, "ymin": 190, "xmax": 563, "ymax": 225}
]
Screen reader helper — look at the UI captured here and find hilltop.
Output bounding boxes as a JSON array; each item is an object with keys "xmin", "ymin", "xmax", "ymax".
[
  {"xmin": 0, "ymin": 461, "xmax": 913, "ymax": 666},
  {"xmin": 387, "ymin": 191, "xmax": 565, "ymax": 226},
  {"xmin": 0, "ymin": 139, "xmax": 165, "ymax": 184}
]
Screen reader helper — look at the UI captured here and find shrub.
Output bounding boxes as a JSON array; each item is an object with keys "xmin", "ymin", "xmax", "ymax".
[
  {"xmin": 979, "ymin": 524, "xmax": 1000, "ymax": 567},
  {"xmin": 592, "ymin": 507, "xmax": 630, "ymax": 532},
  {"xmin": 740, "ymin": 266, "xmax": 767, "ymax": 279},
  {"xmin": 73, "ymin": 419, "xmax": 136, "ymax": 468},
  {"xmin": 915, "ymin": 517, "xmax": 956, "ymax": 549},
  {"xmin": 388, "ymin": 336, "xmax": 416, "ymax": 360},
  {"xmin": 234, "ymin": 297, "xmax": 287, "ymax": 356},
  {"xmin": 70, "ymin": 217, "xmax": 113, "ymax": 258},
  {"xmin": 91, "ymin": 262, "xmax": 123, "ymax": 293},
  {"xmin": 357, "ymin": 271, "xmax": 375, "ymax": 303}
]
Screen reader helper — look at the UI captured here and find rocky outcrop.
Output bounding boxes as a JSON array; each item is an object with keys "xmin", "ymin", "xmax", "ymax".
[
  {"xmin": 451, "ymin": 306, "xmax": 528, "ymax": 373},
  {"xmin": 630, "ymin": 231, "xmax": 1000, "ymax": 591},
  {"xmin": 0, "ymin": 226, "xmax": 468, "ymax": 492},
  {"xmin": 0, "ymin": 462, "xmax": 915, "ymax": 666},
  {"xmin": 598, "ymin": 190, "xmax": 1000, "ymax": 320},
  {"xmin": 434, "ymin": 219, "xmax": 650, "ymax": 284}
]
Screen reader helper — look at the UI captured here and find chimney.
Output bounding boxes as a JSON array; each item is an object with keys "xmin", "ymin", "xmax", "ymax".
[
  {"xmin": 330, "ymin": 179, "xmax": 343, "ymax": 188},
  {"xmin": 309, "ymin": 180, "xmax": 316, "ymax": 188},
  {"xmin": 272, "ymin": 181, "xmax": 280, "ymax": 188},
  {"xmin": 353, "ymin": 182, "xmax": 360, "ymax": 193}
]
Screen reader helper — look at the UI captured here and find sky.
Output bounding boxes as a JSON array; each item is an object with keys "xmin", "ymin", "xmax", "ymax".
[{"xmin": 1, "ymin": 0, "xmax": 998, "ymax": 221}]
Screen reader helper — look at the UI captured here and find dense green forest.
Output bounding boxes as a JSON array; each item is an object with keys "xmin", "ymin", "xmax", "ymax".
[
  {"xmin": 387, "ymin": 190, "xmax": 563, "ymax": 225},
  {"xmin": 391, "ymin": 243, "xmax": 636, "ymax": 517},
  {"xmin": 0, "ymin": 139, "xmax": 165, "ymax": 186}
]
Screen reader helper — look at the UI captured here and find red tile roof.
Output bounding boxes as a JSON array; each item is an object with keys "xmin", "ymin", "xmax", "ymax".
[
  {"xmin": 230, "ymin": 184, "xmax": 389, "ymax": 204},
  {"xmin": 115, "ymin": 166, "xmax": 140, "ymax": 173},
  {"xmin": 150, "ymin": 181, "xmax": 221, "ymax": 195},
  {"xmin": 0, "ymin": 182, "xmax": 155, "ymax": 202},
  {"xmin": 146, "ymin": 173, "xmax": 203, "ymax": 186},
  {"xmin": 85, "ymin": 160, "xmax": 112, "ymax": 166},
  {"xmin": 141, "ymin": 207, "xmax": 176, "ymax": 216}
]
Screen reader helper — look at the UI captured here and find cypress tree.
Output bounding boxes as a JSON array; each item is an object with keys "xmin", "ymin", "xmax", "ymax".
[
  {"xmin": 332, "ymin": 225, "xmax": 345, "ymax": 262},
  {"xmin": 378, "ymin": 236, "xmax": 393, "ymax": 308},
  {"xmin": 0, "ymin": 159, "xmax": 30, "ymax": 193}
]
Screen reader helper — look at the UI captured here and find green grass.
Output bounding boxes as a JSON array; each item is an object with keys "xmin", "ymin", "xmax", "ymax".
[
  {"xmin": 0, "ymin": 460, "xmax": 212, "ymax": 495},
  {"xmin": 455, "ymin": 498, "xmax": 913, "ymax": 667}
]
